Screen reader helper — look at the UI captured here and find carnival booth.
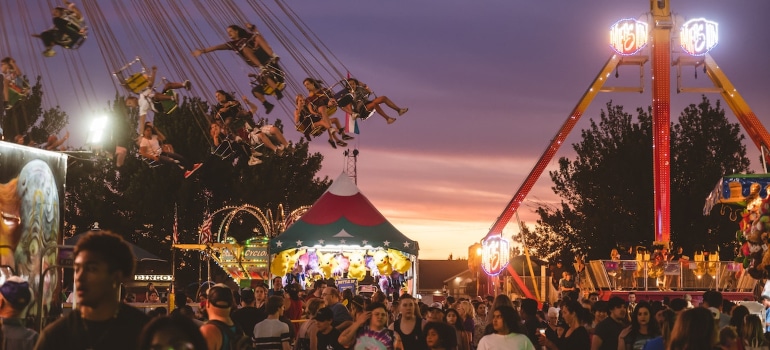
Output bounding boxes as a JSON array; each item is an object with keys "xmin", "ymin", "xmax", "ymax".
[{"xmin": 268, "ymin": 173, "xmax": 419, "ymax": 297}]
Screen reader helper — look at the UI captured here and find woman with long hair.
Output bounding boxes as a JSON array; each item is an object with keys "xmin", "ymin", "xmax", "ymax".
[
  {"xmin": 538, "ymin": 300, "xmax": 590, "ymax": 350},
  {"xmin": 729, "ymin": 305, "xmax": 750, "ymax": 346},
  {"xmin": 425, "ymin": 321, "xmax": 459, "ymax": 350},
  {"xmin": 618, "ymin": 301, "xmax": 659, "ymax": 350},
  {"xmin": 296, "ymin": 298, "xmax": 325, "ymax": 350},
  {"xmin": 456, "ymin": 301, "xmax": 475, "ymax": 344},
  {"xmin": 444, "ymin": 309, "xmax": 471, "ymax": 350},
  {"xmin": 477, "ymin": 305, "xmax": 535, "ymax": 350},
  {"xmin": 668, "ymin": 307, "xmax": 718, "ymax": 350},
  {"xmin": 743, "ymin": 314, "xmax": 769, "ymax": 350},
  {"xmin": 638, "ymin": 308, "xmax": 675, "ymax": 350}
]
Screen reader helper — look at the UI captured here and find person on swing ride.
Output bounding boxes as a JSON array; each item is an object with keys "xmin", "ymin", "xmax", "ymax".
[
  {"xmin": 119, "ymin": 66, "xmax": 191, "ymax": 134},
  {"xmin": 1, "ymin": 57, "xmax": 28, "ymax": 110},
  {"xmin": 34, "ymin": 1, "xmax": 87, "ymax": 57},
  {"xmin": 192, "ymin": 24, "xmax": 285, "ymax": 102},
  {"xmin": 294, "ymin": 93, "xmax": 351, "ymax": 149},
  {"xmin": 342, "ymin": 78, "xmax": 408, "ymax": 125},
  {"xmin": 138, "ymin": 124, "xmax": 202, "ymax": 178}
]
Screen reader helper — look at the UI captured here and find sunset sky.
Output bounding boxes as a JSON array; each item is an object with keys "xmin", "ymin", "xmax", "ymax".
[{"xmin": 2, "ymin": 1, "xmax": 769, "ymax": 259}]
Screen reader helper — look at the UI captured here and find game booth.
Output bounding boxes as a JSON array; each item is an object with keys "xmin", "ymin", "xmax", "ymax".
[{"xmin": 268, "ymin": 173, "xmax": 419, "ymax": 297}]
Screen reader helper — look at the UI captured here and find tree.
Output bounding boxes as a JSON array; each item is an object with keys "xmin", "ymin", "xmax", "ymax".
[
  {"xmin": 64, "ymin": 95, "xmax": 331, "ymax": 285},
  {"xmin": 521, "ymin": 98, "xmax": 750, "ymax": 260}
]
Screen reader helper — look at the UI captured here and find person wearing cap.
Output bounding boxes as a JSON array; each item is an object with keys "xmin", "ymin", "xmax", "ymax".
[
  {"xmin": 0, "ymin": 276, "xmax": 37, "ymax": 350},
  {"xmin": 590, "ymin": 296, "xmax": 628, "ymax": 350},
  {"xmin": 253, "ymin": 295, "xmax": 291, "ymax": 350},
  {"xmin": 35, "ymin": 230, "xmax": 150, "ymax": 350},
  {"xmin": 200, "ymin": 284, "xmax": 246, "ymax": 350},
  {"xmin": 426, "ymin": 305, "xmax": 445, "ymax": 324},
  {"xmin": 231, "ymin": 286, "xmax": 266, "ymax": 338},
  {"xmin": 761, "ymin": 294, "xmax": 770, "ymax": 333},
  {"xmin": 314, "ymin": 307, "xmax": 344, "ymax": 350}
]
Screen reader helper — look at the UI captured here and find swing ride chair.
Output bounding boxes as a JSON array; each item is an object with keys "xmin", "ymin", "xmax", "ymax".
[
  {"xmin": 249, "ymin": 61, "xmax": 286, "ymax": 96},
  {"xmin": 54, "ymin": 15, "xmax": 87, "ymax": 50},
  {"xmin": 336, "ymin": 79, "xmax": 375, "ymax": 121},
  {"xmin": 112, "ymin": 57, "xmax": 177, "ymax": 115}
]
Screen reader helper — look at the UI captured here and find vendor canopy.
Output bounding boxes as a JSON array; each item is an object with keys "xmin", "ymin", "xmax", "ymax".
[
  {"xmin": 270, "ymin": 173, "xmax": 419, "ymax": 255},
  {"xmin": 704, "ymin": 174, "xmax": 770, "ymax": 214}
]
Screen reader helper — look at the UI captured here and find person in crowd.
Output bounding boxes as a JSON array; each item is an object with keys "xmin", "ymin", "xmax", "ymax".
[
  {"xmin": 743, "ymin": 314, "xmax": 769, "ymax": 350},
  {"xmin": 543, "ymin": 306, "xmax": 561, "ymax": 344},
  {"xmin": 473, "ymin": 301, "xmax": 489, "ymax": 347},
  {"xmin": 137, "ymin": 314, "xmax": 208, "ymax": 350},
  {"xmin": 389, "ymin": 294, "xmax": 426, "ymax": 350},
  {"xmin": 424, "ymin": 321, "xmax": 459, "ymax": 350},
  {"xmin": 426, "ymin": 305, "xmax": 446, "ymax": 324},
  {"xmin": 199, "ymin": 284, "xmax": 250, "ymax": 350},
  {"xmin": 589, "ymin": 301, "xmax": 609, "ymax": 333},
  {"xmin": 0, "ymin": 276, "xmax": 37, "ymax": 350},
  {"xmin": 305, "ymin": 280, "xmax": 326, "ymax": 302},
  {"xmin": 253, "ymin": 295, "xmax": 291, "ymax": 350},
  {"xmin": 231, "ymin": 287, "xmax": 266, "ymax": 340},
  {"xmin": 729, "ymin": 304, "xmax": 750, "ymax": 345},
  {"xmin": 457, "ymin": 301, "xmax": 475, "ymax": 342},
  {"xmin": 297, "ymin": 298, "xmax": 324, "ymax": 350},
  {"xmin": 338, "ymin": 302, "xmax": 403, "ymax": 350},
  {"xmin": 618, "ymin": 301, "xmax": 659, "ymax": 350},
  {"xmin": 559, "ymin": 271, "xmax": 577, "ymax": 301},
  {"xmin": 348, "ymin": 295, "xmax": 366, "ymax": 321},
  {"xmin": 703, "ymin": 290, "xmax": 731, "ymax": 329},
  {"xmin": 538, "ymin": 299, "xmax": 591, "ymax": 350},
  {"xmin": 342, "ymin": 78, "xmax": 408, "ymax": 124},
  {"xmin": 146, "ymin": 290, "xmax": 160, "ymax": 304},
  {"xmin": 34, "ymin": 1, "xmax": 86, "ymax": 57},
  {"xmin": 283, "ymin": 284, "xmax": 304, "ymax": 335},
  {"xmin": 269, "ymin": 276, "xmax": 284, "ymax": 296},
  {"xmin": 193, "ymin": 24, "xmax": 285, "ymax": 100},
  {"xmin": 323, "ymin": 287, "xmax": 353, "ymax": 331},
  {"xmin": 520, "ymin": 298, "xmax": 546, "ymax": 347},
  {"xmin": 591, "ymin": 296, "xmax": 628, "ymax": 350},
  {"xmin": 313, "ymin": 307, "xmax": 345, "ymax": 350},
  {"xmin": 550, "ymin": 260, "xmax": 566, "ymax": 291},
  {"xmin": 718, "ymin": 326, "xmax": 740, "ymax": 350},
  {"xmin": 667, "ymin": 307, "xmax": 718, "ymax": 350},
  {"xmin": 444, "ymin": 308, "xmax": 471, "ymax": 350},
  {"xmin": 641, "ymin": 308, "xmax": 675, "ymax": 350},
  {"xmin": 253, "ymin": 119, "xmax": 289, "ymax": 155},
  {"xmin": 35, "ymin": 231, "xmax": 150, "ymax": 350},
  {"xmin": 485, "ymin": 294, "xmax": 514, "ymax": 326},
  {"xmin": 627, "ymin": 292, "xmax": 637, "ymax": 314},
  {"xmin": 477, "ymin": 305, "xmax": 535, "ymax": 349}
]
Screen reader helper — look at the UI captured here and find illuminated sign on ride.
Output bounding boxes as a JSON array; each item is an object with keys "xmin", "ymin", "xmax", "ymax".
[
  {"xmin": 609, "ymin": 18, "xmax": 649, "ymax": 55},
  {"xmin": 680, "ymin": 18, "xmax": 718, "ymax": 56},
  {"xmin": 481, "ymin": 236, "xmax": 510, "ymax": 276}
]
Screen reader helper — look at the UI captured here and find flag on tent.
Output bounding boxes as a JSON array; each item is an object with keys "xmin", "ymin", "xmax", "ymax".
[{"xmin": 199, "ymin": 216, "xmax": 212, "ymax": 244}]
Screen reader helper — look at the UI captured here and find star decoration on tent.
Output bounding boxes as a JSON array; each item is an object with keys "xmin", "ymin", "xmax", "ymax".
[
  {"xmin": 318, "ymin": 239, "xmax": 325, "ymax": 245},
  {"xmin": 403, "ymin": 241, "xmax": 410, "ymax": 248},
  {"xmin": 275, "ymin": 241, "xmax": 283, "ymax": 247},
  {"xmin": 362, "ymin": 240, "xmax": 369, "ymax": 245},
  {"xmin": 383, "ymin": 240, "xmax": 391, "ymax": 247},
  {"xmin": 296, "ymin": 240, "xmax": 303, "ymax": 246},
  {"xmin": 340, "ymin": 239, "xmax": 347, "ymax": 244}
]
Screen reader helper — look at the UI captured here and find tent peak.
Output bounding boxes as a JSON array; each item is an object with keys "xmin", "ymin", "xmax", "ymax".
[{"xmin": 328, "ymin": 173, "xmax": 359, "ymax": 196}]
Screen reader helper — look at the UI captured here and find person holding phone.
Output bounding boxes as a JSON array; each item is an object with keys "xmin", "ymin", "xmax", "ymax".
[{"xmin": 538, "ymin": 300, "xmax": 591, "ymax": 350}]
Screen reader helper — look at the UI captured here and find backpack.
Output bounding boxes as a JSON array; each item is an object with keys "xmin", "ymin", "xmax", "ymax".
[{"xmin": 207, "ymin": 319, "xmax": 255, "ymax": 350}]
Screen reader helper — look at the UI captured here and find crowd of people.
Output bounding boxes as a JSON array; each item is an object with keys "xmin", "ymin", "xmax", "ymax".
[{"xmin": 0, "ymin": 229, "xmax": 766, "ymax": 350}]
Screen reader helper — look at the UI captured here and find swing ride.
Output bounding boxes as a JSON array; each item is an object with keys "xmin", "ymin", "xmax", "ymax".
[{"xmin": 0, "ymin": 0, "xmax": 415, "ymax": 318}]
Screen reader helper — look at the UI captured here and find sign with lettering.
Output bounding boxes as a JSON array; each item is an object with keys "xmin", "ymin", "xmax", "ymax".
[
  {"xmin": 609, "ymin": 18, "xmax": 649, "ymax": 55},
  {"xmin": 621, "ymin": 261, "xmax": 639, "ymax": 271},
  {"xmin": 680, "ymin": 18, "xmax": 718, "ymax": 56},
  {"xmin": 481, "ymin": 236, "xmax": 510, "ymax": 276},
  {"xmin": 135, "ymin": 274, "xmax": 173, "ymax": 281},
  {"xmin": 243, "ymin": 246, "xmax": 268, "ymax": 262}
]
